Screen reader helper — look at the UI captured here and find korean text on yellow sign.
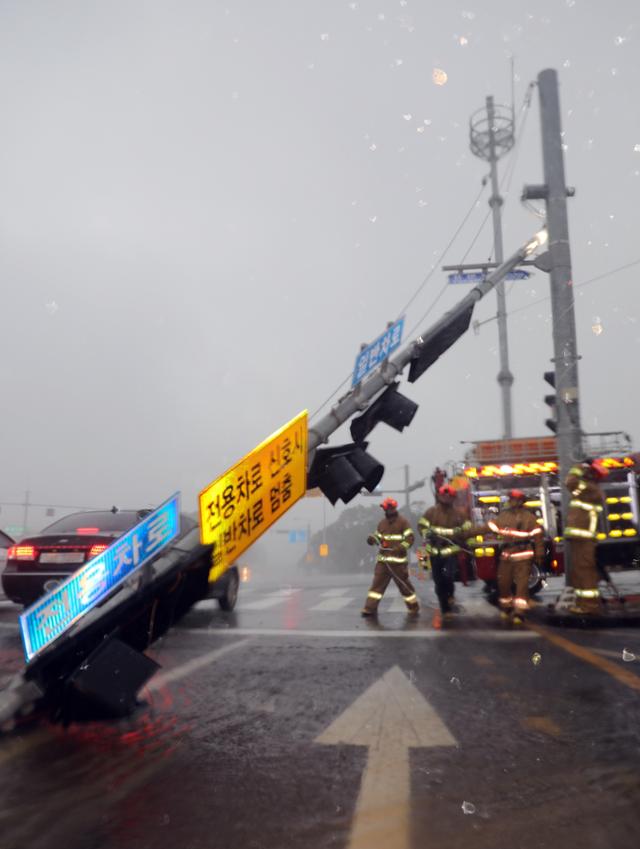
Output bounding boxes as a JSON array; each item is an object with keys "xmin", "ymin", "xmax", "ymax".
[{"xmin": 199, "ymin": 411, "xmax": 308, "ymax": 582}]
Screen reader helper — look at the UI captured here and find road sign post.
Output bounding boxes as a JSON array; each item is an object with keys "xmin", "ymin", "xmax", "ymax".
[{"xmin": 352, "ymin": 318, "xmax": 404, "ymax": 387}]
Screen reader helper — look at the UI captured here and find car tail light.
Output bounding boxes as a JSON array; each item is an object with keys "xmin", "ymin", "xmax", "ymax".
[
  {"xmin": 89, "ymin": 544, "xmax": 108, "ymax": 559},
  {"xmin": 77, "ymin": 527, "xmax": 100, "ymax": 535},
  {"xmin": 8, "ymin": 545, "xmax": 37, "ymax": 560}
]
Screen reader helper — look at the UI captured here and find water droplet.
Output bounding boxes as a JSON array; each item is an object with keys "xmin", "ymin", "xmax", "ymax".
[
  {"xmin": 450, "ymin": 676, "xmax": 461, "ymax": 689},
  {"xmin": 45, "ymin": 301, "xmax": 59, "ymax": 315},
  {"xmin": 531, "ymin": 652, "xmax": 542, "ymax": 666},
  {"xmin": 418, "ymin": 199, "xmax": 428, "ymax": 207},
  {"xmin": 416, "ymin": 126, "xmax": 425, "ymax": 134},
  {"xmin": 369, "ymin": 143, "xmax": 377, "ymax": 151},
  {"xmin": 377, "ymin": 12, "xmax": 385, "ymax": 21},
  {"xmin": 592, "ymin": 317, "xmax": 603, "ymax": 336},
  {"xmin": 394, "ymin": 58, "xmax": 404, "ymax": 66},
  {"xmin": 403, "ymin": 113, "xmax": 412, "ymax": 121},
  {"xmin": 611, "ymin": 67, "xmax": 618, "ymax": 76},
  {"xmin": 320, "ymin": 33, "xmax": 330, "ymax": 41},
  {"xmin": 563, "ymin": 59, "xmax": 571, "ymax": 67},
  {"xmin": 423, "ymin": 118, "xmax": 432, "ymax": 126},
  {"xmin": 634, "ymin": 144, "xmax": 640, "ymax": 153},
  {"xmin": 462, "ymin": 801, "xmax": 476, "ymax": 815},
  {"xmin": 348, "ymin": 2, "xmax": 358, "ymax": 9},
  {"xmin": 459, "ymin": 36, "xmax": 468, "ymax": 46},
  {"xmin": 432, "ymin": 67, "xmax": 448, "ymax": 86},
  {"xmin": 461, "ymin": 10, "xmax": 476, "ymax": 20},
  {"xmin": 614, "ymin": 35, "xmax": 626, "ymax": 46},
  {"xmin": 369, "ymin": 216, "xmax": 377, "ymax": 223},
  {"xmin": 622, "ymin": 648, "xmax": 636, "ymax": 662}
]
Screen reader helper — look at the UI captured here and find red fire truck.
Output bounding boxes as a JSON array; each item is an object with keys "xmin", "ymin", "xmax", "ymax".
[{"xmin": 448, "ymin": 433, "xmax": 640, "ymax": 599}]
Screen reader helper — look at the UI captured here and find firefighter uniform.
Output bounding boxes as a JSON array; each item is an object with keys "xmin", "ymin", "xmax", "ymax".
[
  {"xmin": 418, "ymin": 486, "xmax": 471, "ymax": 617},
  {"xmin": 564, "ymin": 462, "xmax": 606, "ymax": 614},
  {"xmin": 487, "ymin": 491, "xmax": 544, "ymax": 621},
  {"xmin": 362, "ymin": 500, "xmax": 418, "ymax": 616}
]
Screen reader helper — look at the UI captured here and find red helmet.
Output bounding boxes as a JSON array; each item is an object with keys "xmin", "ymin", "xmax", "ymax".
[
  {"xmin": 509, "ymin": 489, "xmax": 526, "ymax": 502},
  {"xmin": 437, "ymin": 485, "xmax": 456, "ymax": 499},
  {"xmin": 381, "ymin": 497, "xmax": 398, "ymax": 511},
  {"xmin": 590, "ymin": 459, "xmax": 609, "ymax": 480}
]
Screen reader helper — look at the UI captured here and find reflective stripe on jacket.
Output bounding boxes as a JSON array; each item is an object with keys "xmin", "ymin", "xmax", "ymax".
[
  {"xmin": 564, "ymin": 467, "xmax": 604, "ymax": 541},
  {"xmin": 487, "ymin": 507, "xmax": 544, "ymax": 560},
  {"xmin": 419, "ymin": 504, "xmax": 470, "ymax": 557},
  {"xmin": 371, "ymin": 515, "xmax": 414, "ymax": 565}
]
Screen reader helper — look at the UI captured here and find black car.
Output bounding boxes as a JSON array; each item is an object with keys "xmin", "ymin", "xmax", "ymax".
[{"xmin": 1, "ymin": 508, "xmax": 239, "ymax": 611}]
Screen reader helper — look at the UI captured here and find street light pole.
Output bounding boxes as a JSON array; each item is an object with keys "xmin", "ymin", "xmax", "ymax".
[{"xmin": 524, "ymin": 69, "xmax": 582, "ymax": 581}]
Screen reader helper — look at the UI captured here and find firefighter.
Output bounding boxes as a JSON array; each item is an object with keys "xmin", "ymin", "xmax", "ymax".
[
  {"xmin": 487, "ymin": 489, "xmax": 544, "ymax": 624},
  {"xmin": 564, "ymin": 459, "xmax": 608, "ymax": 614},
  {"xmin": 361, "ymin": 498, "xmax": 419, "ymax": 617},
  {"xmin": 418, "ymin": 485, "xmax": 471, "ymax": 626}
]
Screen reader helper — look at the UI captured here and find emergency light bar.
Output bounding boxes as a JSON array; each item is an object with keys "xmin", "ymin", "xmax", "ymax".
[{"xmin": 464, "ymin": 461, "xmax": 558, "ymax": 478}]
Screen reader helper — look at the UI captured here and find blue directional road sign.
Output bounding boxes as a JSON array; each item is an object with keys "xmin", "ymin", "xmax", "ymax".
[
  {"xmin": 19, "ymin": 492, "xmax": 181, "ymax": 663},
  {"xmin": 447, "ymin": 269, "xmax": 530, "ymax": 284},
  {"xmin": 288, "ymin": 529, "xmax": 308, "ymax": 543},
  {"xmin": 352, "ymin": 318, "xmax": 404, "ymax": 387}
]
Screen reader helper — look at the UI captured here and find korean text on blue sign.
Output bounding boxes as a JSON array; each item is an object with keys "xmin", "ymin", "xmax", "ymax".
[
  {"xmin": 352, "ymin": 318, "xmax": 404, "ymax": 387},
  {"xmin": 447, "ymin": 270, "xmax": 530, "ymax": 284},
  {"xmin": 19, "ymin": 493, "xmax": 181, "ymax": 663}
]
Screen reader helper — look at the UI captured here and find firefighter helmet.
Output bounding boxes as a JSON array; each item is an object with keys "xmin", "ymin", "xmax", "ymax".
[
  {"xmin": 380, "ymin": 497, "xmax": 398, "ymax": 511},
  {"xmin": 589, "ymin": 458, "xmax": 609, "ymax": 480},
  {"xmin": 508, "ymin": 488, "xmax": 526, "ymax": 503},
  {"xmin": 437, "ymin": 484, "xmax": 456, "ymax": 501}
]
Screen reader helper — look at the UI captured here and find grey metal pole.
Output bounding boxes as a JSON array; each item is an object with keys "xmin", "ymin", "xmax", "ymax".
[
  {"xmin": 308, "ymin": 228, "xmax": 547, "ymax": 454},
  {"xmin": 537, "ymin": 68, "xmax": 583, "ymax": 582},
  {"xmin": 487, "ymin": 96, "xmax": 514, "ymax": 438}
]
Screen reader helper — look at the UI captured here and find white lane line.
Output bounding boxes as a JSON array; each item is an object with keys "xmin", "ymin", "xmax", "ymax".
[
  {"xmin": 147, "ymin": 638, "xmax": 251, "ymax": 691},
  {"xmin": 310, "ymin": 597, "xmax": 354, "ymax": 612},
  {"xmin": 179, "ymin": 627, "xmax": 539, "ymax": 640},
  {"xmin": 319, "ymin": 589, "xmax": 351, "ymax": 598}
]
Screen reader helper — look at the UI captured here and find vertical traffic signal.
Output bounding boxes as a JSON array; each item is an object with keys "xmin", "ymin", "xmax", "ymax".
[
  {"xmin": 307, "ymin": 442, "xmax": 384, "ymax": 506},
  {"xmin": 349, "ymin": 383, "xmax": 418, "ymax": 444},
  {"xmin": 543, "ymin": 371, "xmax": 557, "ymax": 433}
]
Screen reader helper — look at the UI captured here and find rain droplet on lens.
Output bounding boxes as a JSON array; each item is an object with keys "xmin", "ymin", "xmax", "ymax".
[
  {"xmin": 531, "ymin": 652, "xmax": 542, "ymax": 666},
  {"xmin": 622, "ymin": 648, "xmax": 636, "ymax": 662},
  {"xmin": 462, "ymin": 801, "xmax": 476, "ymax": 815}
]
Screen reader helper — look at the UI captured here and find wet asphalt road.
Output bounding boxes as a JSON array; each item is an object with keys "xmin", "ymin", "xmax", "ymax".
[{"xmin": 1, "ymin": 569, "xmax": 640, "ymax": 849}]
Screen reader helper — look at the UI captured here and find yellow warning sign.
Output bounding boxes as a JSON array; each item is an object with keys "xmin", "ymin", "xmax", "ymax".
[{"xmin": 199, "ymin": 411, "xmax": 308, "ymax": 583}]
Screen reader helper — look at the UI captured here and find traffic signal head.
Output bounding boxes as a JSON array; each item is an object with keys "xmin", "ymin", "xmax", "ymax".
[
  {"xmin": 307, "ymin": 442, "xmax": 384, "ymax": 505},
  {"xmin": 408, "ymin": 303, "xmax": 475, "ymax": 383},
  {"xmin": 543, "ymin": 371, "xmax": 557, "ymax": 434},
  {"xmin": 350, "ymin": 383, "xmax": 418, "ymax": 444}
]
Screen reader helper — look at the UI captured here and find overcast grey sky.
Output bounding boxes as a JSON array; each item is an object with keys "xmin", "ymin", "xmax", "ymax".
[{"xmin": 1, "ymin": 0, "xmax": 639, "ymax": 538}]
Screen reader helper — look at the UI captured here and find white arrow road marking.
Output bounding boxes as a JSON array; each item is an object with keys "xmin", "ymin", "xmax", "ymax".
[{"xmin": 315, "ymin": 665, "xmax": 457, "ymax": 849}]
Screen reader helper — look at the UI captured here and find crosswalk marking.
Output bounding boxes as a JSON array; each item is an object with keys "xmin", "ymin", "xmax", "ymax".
[
  {"xmin": 310, "ymin": 596, "xmax": 354, "ymax": 612},
  {"xmin": 320, "ymin": 589, "xmax": 350, "ymax": 598},
  {"xmin": 241, "ymin": 589, "xmax": 301, "ymax": 610}
]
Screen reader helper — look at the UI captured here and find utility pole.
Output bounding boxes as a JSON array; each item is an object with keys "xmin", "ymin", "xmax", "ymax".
[
  {"xmin": 22, "ymin": 490, "xmax": 30, "ymax": 536},
  {"xmin": 470, "ymin": 96, "xmax": 515, "ymax": 438},
  {"xmin": 523, "ymin": 68, "xmax": 582, "ymax": 581}
]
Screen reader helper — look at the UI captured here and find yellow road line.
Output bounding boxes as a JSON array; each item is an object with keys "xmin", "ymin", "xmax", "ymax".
[{"xmin": 527, "ymin": 622, "xmax": 640, "ymax": 692}]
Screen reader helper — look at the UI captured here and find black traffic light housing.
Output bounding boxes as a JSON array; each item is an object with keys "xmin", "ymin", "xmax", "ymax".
[
  {"xmin": 408, "ymin": 303, "xmax": 475, "ymax": 383},
  {"xmin": 307, "ymin": 442, "xmax": 384, "ymax": 506},
  {"xmin": 350, "ymin": 383, "xmax": 418, "ymax": 444},
  {"xmin": 544, "ymin": 370, "xmax": 557, "ymax": 433}
]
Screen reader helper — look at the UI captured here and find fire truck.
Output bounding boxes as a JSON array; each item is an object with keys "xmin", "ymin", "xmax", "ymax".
[{"xmin": 448, "ymin": 433, "xmax": 640, "ymax": 599}]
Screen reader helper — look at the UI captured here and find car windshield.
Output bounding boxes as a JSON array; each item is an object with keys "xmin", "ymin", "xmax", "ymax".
[{"xmin": 39, "ymin": 511, "xmax": 145, "ymax": 535}]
